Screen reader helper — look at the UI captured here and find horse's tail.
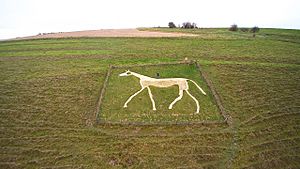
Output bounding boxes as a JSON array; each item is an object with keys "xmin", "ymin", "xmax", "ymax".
[{"xmin": 188, "ymin": 79, "xmax": 207, "ymax": 95}]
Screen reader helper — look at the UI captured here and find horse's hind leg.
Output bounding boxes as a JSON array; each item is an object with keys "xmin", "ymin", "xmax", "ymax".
[
  {"xmin": 147, "ymin": 87, "xmax": 156, "ymax": 110},
  {"xmin": 186, "ymin": 90, "xmax": 200, "ymax": 114},
  {"xmin": 123, "ymin": 87, "xmax": 145, "ymax": 108},
  {"xmin": 169, "ymin": 90, "xmax": 183, "ymax": 109}
]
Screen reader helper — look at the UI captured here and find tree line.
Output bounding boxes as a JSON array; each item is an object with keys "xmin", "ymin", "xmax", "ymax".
[{"xmin": 168, "ymin": 22, "xmax": 260, "ymax": 36}]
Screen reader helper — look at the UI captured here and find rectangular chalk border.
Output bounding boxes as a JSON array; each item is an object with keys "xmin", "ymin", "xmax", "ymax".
[{"xmin": 93, "ymin": 60, "xmax": 232, "ymax": 126}]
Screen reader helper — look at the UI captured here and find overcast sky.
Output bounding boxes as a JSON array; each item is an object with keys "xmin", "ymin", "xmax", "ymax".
[{"xmin": 0, "ymin": 0, "xmax": 300, "ymax": 39}]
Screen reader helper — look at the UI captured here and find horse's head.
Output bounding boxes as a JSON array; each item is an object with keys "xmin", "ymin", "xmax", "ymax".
[{"xmin": 119, "ymin": 70, "xmax": 132, "ymax": 77}]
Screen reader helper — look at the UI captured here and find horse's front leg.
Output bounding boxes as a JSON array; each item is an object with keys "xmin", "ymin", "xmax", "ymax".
[
  {"xmin": 123, "ymin": 87, "xmax": 145, "ymax": 108},
  {"xmin": 146, "ymin": 87, "xmax": 156, "ymax": 111}
]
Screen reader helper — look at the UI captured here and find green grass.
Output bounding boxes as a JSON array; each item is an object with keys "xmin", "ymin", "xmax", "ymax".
[
  {"xmin": 0, "ymin": 28, "xmax": 299, "ymax": 168},
  {"xmin": 100, "ymin": 63, "xmax": 222, "ymax": 124}
]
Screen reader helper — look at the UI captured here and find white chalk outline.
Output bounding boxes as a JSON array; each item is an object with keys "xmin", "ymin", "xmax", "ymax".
[{"xmin": 119, "ymin": 70, "xmax": 206, "ymax": 113}]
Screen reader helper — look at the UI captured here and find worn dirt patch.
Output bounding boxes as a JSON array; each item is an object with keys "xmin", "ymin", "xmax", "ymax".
[{"xmin": 18, "ymin": 29, "xmax": 197, "ymax": 39}]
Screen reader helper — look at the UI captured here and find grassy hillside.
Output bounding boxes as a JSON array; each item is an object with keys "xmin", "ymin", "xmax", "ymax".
[{"xmin": 0, "ymin": 28, "xmax": 299, "ymax": 168}]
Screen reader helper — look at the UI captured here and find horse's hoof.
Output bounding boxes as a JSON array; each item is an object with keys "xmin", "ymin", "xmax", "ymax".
[
  {"xmin": 123, "ymin": 105, "xmax": 127, "ymax": 108},
  {"xmin": 168, "ymin": 106, "xmax": 172, "ymax": 109}
]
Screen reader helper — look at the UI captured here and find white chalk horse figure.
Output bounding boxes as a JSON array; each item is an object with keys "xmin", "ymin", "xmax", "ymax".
[{"xmin": 119, "ymin": 70, "xmax": 207, "ymax": 114}]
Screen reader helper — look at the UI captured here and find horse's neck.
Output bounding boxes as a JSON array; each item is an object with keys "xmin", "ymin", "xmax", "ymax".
[{"xmin": 131, "ymin": 72, "xmax": 152, "ymax": 80}]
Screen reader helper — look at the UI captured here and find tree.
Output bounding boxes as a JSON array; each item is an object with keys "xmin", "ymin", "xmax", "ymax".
[
  {"xmin": 192, "ymin": 22, "xmax": 198, "ymax": 29},
  {"xmin": 182, "ymin": 22, "xmax": 192, "ymax": 29},
  {"xmin": 250, "ymin": 26, "xmax": 260, "ymax": 33},
  {"xmin": 168, "ymin": 22, "xmax": 176, "ymax": 28},
  {"xmin": 250, "ymin": 26, "xmax": 260, "ymax": 37},
  {"xmin": 229, "ymin": 24, "xmax": 238, "ymax": 31}
]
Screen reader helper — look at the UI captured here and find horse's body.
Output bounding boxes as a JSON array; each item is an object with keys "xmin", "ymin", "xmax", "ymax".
[
  {"xmin": 141, "ymin": 78, "xmax": 188, "ymax": 89},
  {"xmin": 119, "ymin": 70, "xmax": 206, "ymax": 113}
]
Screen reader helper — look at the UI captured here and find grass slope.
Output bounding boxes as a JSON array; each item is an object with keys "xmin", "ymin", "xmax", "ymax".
[{"xmin": 0, "ymin": 28, "xmax": 299, "ymax": 168}]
